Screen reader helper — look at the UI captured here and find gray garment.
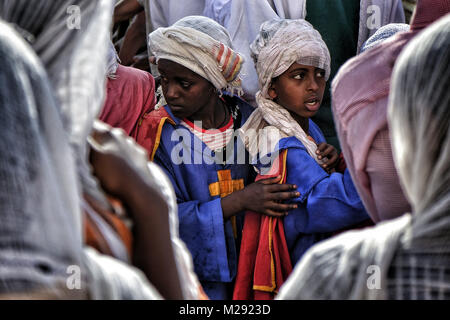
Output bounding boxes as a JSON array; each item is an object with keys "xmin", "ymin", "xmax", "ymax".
[
  {"xmin": 0, "ymin": 0, "xmax": 115, "ymax": 211},
  {"xmin": 0, "ymin": 0, "xmax": 172, "ymax": 299},
  {"xmin": 0, "ymin": 21, "xmax": 82, "ymax": 293}
]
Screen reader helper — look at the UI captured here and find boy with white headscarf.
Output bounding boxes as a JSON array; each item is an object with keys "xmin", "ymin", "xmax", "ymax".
[{"xmin": 236, "ymin": 20, "xmax": 369, "ymax": 296}]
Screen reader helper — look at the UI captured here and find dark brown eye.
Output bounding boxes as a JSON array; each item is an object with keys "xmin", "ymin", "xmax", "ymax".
[
  {"xmin": 293, "ymin": 73, "xmax": 305, "ymax": 80},
  {"xmin": 180, "ymin": 81, "xmax": 191, "ymax": 88}
]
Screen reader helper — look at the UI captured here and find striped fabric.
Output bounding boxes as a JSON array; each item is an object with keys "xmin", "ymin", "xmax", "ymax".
[
  {"xmin": 215, "ymin": 43, "xmax": 243, "ymax": 83},
  {"xmin": 180, "ymin": 116, "xmax": 235, "ymax": 152}
]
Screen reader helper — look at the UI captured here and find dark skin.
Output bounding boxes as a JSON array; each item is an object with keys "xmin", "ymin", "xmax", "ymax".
[
  {"xmin": 269, "ymin": 63, "xmax": 339, "ymax": 173},
  {"xmin": 158, "ymin": 59, "xmax": 299, "ymax": 218},
  {"xmin": 118, "ymin": 10, "xmax": 147, "ymax": 67},
  {"xmin": 88, "ymin": 127, "xmax": 183, "ymax": 300},
  {"xmin": 113, "ymin": 0, "xmax": 143, "ymax": 24}
]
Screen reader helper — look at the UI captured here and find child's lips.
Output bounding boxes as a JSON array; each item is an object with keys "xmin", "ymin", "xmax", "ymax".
[
  {"xmin": 304, "ymin": 99, "xmax": 320, "ymax": 112},
  {"xmin": 169, "ymin": 104, "xmax": 184, "ymax": 113}
]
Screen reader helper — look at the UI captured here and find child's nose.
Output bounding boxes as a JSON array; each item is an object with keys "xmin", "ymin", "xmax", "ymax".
[
  {"xmin": 307, "ymin": 75, "xmax": 320, "ymax": 92},
  {"xmin": 165, "ymin": 84, "xmax": 180, "ymax": 100}
]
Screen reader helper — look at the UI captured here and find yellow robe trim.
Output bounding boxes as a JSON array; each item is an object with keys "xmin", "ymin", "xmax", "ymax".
[
  {"xmin": 209, "ymin": 169, "xmax": 244, "ymax": 238},
  {"xmin": 150, "ymin": 117, "xmax": 175, "ymax": 161}
]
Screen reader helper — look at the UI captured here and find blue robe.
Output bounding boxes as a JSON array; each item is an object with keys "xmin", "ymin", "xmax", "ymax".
[
  {"xmin": 153, "ymin": 96, "xmax": 254, "ymax": 300},
  {"xmin": 256, "ymin": 120, "xmax": 369, "ymax": 265}
]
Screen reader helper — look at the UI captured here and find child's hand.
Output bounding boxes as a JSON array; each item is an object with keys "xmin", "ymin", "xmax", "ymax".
[
  {"xmin": 316, "ymin": 143, "xmax": 339, "ymax": 173},
  {"xmin": 222, "ymin": 176, "xmax": 299, "ymax": 219}
]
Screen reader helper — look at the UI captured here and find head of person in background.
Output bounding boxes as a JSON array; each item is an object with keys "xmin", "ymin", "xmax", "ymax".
[{"xmin": 360, "ymin": 23, "xmax": 410, "ymax": 53}]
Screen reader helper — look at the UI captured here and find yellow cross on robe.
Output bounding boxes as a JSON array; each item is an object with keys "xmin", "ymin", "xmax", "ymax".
[{"xmin": 209, "ymin": 170, "xmax": 244, "ymax": 238}]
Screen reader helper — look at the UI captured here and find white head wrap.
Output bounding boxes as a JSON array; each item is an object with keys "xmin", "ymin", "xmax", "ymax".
[
  {"xmin": 389, "ymin": 13, "xmax": 450, "ymax": 248},
  {"xmin": 0, "ymin": 20, "xmax": 82, "ymax": 294},
  {"xmin": 149, "ymin": 15, "xmax": 244, "ymax": 96},
  {"xmin": 240, "ymin": 18, "xmax": 331, "ymax": 163},
  {"xmin": 277, "ymin": 14, "xmax": 450, "ymax": 300},
  {"xmin": 106, "ymin": 40, "xmax": 120, "ymax": 80}
]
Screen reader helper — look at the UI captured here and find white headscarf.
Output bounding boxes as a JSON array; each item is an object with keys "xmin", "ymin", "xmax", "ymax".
[
  {"xmin": 106, "ymin": 40, "xmax": 120, "ymax": 80},
  {"xmin": 0, "ymin": 20, "xmax": 82, "ymax": 294},
  {"xmin": 239, "ymin": 19, "xmax": 330, "ymax": 163},
  {"xmin": 149, "ymin": 15, "xmax": 244, "ymax": 96},
  {"xmin": 277, "ymin": 14, "xmax": 450, "ymax": 300}
]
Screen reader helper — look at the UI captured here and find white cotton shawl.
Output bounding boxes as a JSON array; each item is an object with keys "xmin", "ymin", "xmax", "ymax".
[
  {"xmin": 106, "ymin": 40, "xmax": 120, "ymax": 80},
  {"xmin": 277, "ymin": 14, "xmax": 450, "ymax": 300},
  {"xmin": 239, "ymin": 19, "xmax": 330, "ymax": 163},
  {"xmin": 0, "ymin": 21, "xmax": 82, "ymax": 294}
]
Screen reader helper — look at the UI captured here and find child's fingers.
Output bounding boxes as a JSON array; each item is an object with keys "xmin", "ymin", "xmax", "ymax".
[
  {"xmin": 266, "ymin": 183, "xmax": 297, "ymax": 192},
  {"xmin": 316, "ymin": 143, "xmax": 328, "ymax": 154},
  {"xmin": 268, "ymin": 191, "xmax": 300, "ymax": 201},
  {"xmin": 316, "ymin": 143, "xmax": 331, "ymax": 159},
  {"xmin": 263, "ymin": 209, "xmax": 287, "ymax": 217},
  {"xmin": 320, "ymin": 145, "xmax": 334, "ymax": 157},
  {"xmin": 268, "ymin": 201, "xmax": 297, "ymax": 212},
  {"xmin": 263, "ymin": 202, "xmax": 297, "ymax": 216},
  {"xmin": 327, "ymin": 153, "xmax": 339, "ymax": 164}
]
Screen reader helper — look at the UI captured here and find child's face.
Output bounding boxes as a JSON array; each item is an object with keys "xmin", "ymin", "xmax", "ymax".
[
  {"xmin": 269, "ymin": 63, "xmax": 326, "ymax": 119},
  {"xmin": 158, "ymin": 59, "xmax": 217, "ymax": 119}
]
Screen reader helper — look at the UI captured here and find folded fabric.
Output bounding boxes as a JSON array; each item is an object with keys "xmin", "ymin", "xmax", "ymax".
[{"xmin": 233, "ymin": 150, "xmax": 292, "ymax": 300}]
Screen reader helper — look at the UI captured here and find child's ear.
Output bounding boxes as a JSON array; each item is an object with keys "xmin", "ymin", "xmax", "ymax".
[{"xmin": 268, "ymin": 82, "xmax": 277, "ymax": 100}]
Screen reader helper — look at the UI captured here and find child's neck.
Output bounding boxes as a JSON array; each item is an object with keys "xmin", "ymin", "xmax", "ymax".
[
  {"xmin": 187, "ymin": 96, "xmax": 228, "ymax": 130},
  {"xmin": 290, "ymin": 112, "xmax": 309, "ymax": 135}
]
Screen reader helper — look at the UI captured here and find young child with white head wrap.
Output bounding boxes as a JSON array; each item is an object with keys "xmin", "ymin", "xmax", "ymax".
[
  {"xmin": 237, "ymin": 19, "xmax": 369, "ymax": 273},
  {"xmin": 149, "ymin": 15, "xmax": 244, "ymax": 98},
  {"xmin": 241, "ymin": 18, "xmax": 331, "ymax": 164}
]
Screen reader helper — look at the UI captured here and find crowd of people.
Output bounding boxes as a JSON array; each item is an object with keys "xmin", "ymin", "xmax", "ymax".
[{"xmin": 0, "ymin": 0, "xmax": 449, "ymax": 300}]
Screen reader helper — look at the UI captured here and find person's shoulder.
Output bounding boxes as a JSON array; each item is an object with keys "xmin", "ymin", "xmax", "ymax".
[
  {"xmin": 135, "ymin": 106, "xmax": 177, "ymax": 156},
  {"xmin": 308, "ymin": 120, "xmax": 326, "ymax": 143},
  {"xmin": 144, "ymin": 105, "xmax": 173, "ymax": 122},
  {"xmin": 277, "ymin": 136, "xmax": 305, "ymax": 151},
  {"xmin": 277, "ymin": 214, "xmax": 411, "ymax": 299}
]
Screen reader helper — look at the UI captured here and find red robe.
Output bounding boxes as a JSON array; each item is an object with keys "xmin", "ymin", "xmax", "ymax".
[{"xmin": 233, "ymin": 150, "xmax": 293, "ymax": 300}]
